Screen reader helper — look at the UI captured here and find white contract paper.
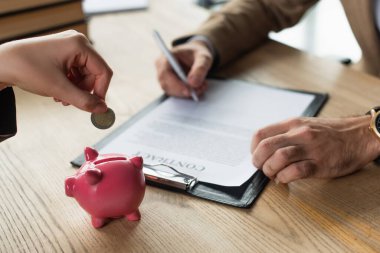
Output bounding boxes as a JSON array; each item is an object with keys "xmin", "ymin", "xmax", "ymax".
[{"xmin": 100, "ymin": 79, "xmax": 316, "ymax": 187}]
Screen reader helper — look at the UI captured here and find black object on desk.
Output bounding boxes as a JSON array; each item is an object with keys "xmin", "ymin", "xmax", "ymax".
[{"xmin": 0, "ymin": 87, "xmax": 17, "ymax": 143}]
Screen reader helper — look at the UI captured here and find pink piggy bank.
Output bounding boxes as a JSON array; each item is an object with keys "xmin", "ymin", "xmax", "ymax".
[{"xmin": 65, "ymin": 147, "xmax": 145, "ymax": 228}]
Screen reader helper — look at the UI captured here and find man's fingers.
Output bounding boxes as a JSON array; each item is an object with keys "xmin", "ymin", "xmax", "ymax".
[
  {"xmin": 275, "ymin": 160, "xmax": 316, "ymax": 184},
  {"xmin": 157, "ymin": 59, "xmax": 190, "ymax": 97},
  {"xmin": 252, "ymin": 133, "xmax": 291, "ymax": 168},
  {"xmin": 156, "ymin": 49, "xmax": 210, "ymax": 98},
  {"xmin": 252, "ymin": 125, "xmax": 311, "ymax": 169},
  {"xmin": 194, "ymin": 81, "xmax": 208, "ymax": 96},
  {"xmin": 187, "ymin": 54, "xmax": 211, "ymax": 88},
  {"xmin": 251, "ymin": 118, "xmax": 303, "ymax": 153},
  {"xmin": 262, "ymin": 145, "xmax": 304, "ymax": 178},
  {"xmin": 162, "ymin": 72, "xmax": 190, "ymax": 97}
]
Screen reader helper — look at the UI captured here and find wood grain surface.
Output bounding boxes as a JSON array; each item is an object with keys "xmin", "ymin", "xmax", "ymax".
[{"xmin": 1, "ymin": 0, "xmax": 380, "ymax": 252}]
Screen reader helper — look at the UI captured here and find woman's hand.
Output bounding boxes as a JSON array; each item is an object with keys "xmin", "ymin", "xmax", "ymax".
[{"xmin": 0, "ymin": 30, "xmax": 113, "ymax": 113}]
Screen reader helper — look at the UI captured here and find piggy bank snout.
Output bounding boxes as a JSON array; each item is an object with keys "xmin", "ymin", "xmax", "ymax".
[{"xmin": 65, "ymin": 176, "xmax": 76, "ymax": 197}]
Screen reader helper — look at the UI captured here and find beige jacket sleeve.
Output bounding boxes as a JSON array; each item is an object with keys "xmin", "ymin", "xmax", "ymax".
[{"xmin": 176, "ymin": 0, "xmax": 318, "ymax": 68}]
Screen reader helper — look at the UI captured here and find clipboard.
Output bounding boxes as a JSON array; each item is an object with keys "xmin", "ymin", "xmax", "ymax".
[{"xmin": 71, "ymin": 79, "xmax": 328, "ymax": 208}]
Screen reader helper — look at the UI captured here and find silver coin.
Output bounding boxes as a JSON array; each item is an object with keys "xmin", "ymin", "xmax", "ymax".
[{"xmin": 91, "ymin": 108, "xmax": 115, "ymax": 129}]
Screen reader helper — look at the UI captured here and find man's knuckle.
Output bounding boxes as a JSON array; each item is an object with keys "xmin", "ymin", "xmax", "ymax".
[
  {"xmin": 294, "ymin": 162, "xmax": 315, "ymax": 179},
  {"xmin": 299, "ymin": 126, "xmax": 315, "ymax": 140},
  {"xmin": 292, "ymin": 165, "xmax": 304, "ymax": 179},
  {"xmin": 252, "ymin": 152, "xmax": 259, "ymax": 166},
  {"xmin": 198, "ymin": 55, "xmax": 212, "ymax": 68},
  {"xmin": 263, "ymin": 163, "xmax": 275, "ymax": 177},
  {"xmin": 277, "ymin": 148, "xmax": 291, "ymax": 162},
  {"xmin": 276, "ymin": 174, "xmax": 286, "ymax": 183},
  {"xmin": 195, "ymin": 64, "xmax": 208, "ymax": 72},
  {"xmin": 200, "ymin": 53, "xmax": 212, "ymax": 62},
  {"xmin": 281, "ymin": 146, "xmax": 300, "ymax": 161},
  {"xmin": 252, "ymin": 152, "xmax": 263, "ymax": 168},
  {"xmin": 252, "ymin": 156, "xmax": 259, "ymax": 168},
  {"xmin": 260, "ymin": 139, "xmax": 272, "ymax": 151},
  {"xmin": 287, "ymin": 117, "xmax": 301, "ymax": 126},
  {"xmin": 255, "ymin": 128, "xmax": 266, "ymax": 141},
  {"xmin": 303, "ymin": 162, "xmax": 315, "ymax": 178}
]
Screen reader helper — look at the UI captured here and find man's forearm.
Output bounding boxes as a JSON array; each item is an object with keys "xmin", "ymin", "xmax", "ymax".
[{"xmin": 179, "ymin": 0, "xmax": 318, "ymax": 67}]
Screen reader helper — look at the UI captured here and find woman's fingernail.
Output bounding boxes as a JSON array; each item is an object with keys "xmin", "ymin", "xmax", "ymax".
[
  {"xmin": 94, "ymin": 102, "xmax": 107, "ymax": 113},
  {"xmin": 274, "ymin": 177, "xmax": 280, "ymax": 185}
]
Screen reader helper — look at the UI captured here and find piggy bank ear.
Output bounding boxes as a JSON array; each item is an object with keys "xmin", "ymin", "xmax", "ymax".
[
  {"xmin": 85, "ymin": 168, "xmax": 102, "ymax": 185},
  {"xmin": 130, "ymin": 156, "xmax": 143, "ymax": 169},
  {"xmin": 85, "ymin": 147, "xmax": 99, "ymax": 161}
]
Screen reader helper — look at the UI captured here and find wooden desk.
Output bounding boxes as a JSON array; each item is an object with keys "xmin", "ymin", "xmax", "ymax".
[{"xmin": 1, "ymin": 0, "xmax": 380, "ymax": 252}]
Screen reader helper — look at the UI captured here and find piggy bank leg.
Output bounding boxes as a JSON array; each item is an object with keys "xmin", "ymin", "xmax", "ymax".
[
  {"xmin": 91, "ymin": 216, "xmax": 108, "ymax": 228},
  {"xmin": 125, "ymin": 209, "xmax": 141, "ymax": 221}
]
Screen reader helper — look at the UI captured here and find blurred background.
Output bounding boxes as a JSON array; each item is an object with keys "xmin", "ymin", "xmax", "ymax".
[
  {"xmin": 198, "ymin": 0, "xmax": 362, "ymax": 64},
  {"xmin": 0, "ymin": 0, "xmax": 361, "ymax": 64}
]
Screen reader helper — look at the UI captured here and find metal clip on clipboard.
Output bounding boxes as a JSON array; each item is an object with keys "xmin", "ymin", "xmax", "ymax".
[{"xmin": 143, "ymin": 163, "xmax": 198, "ymax": 191}]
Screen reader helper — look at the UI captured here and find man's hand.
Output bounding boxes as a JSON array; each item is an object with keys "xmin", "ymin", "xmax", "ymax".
[
  {"xmin": 0, "ymin": 30, "xmax": 113, "ymax": 113},
  {"xmin": 251, "ymin": 116, "xmax": 380, "ymax": 184},
  {"xmin": 155, "ymin": 40, "xmax": 213, "ymax": 98}
]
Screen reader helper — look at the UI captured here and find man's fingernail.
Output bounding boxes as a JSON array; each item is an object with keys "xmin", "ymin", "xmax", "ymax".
[
  {"xmin": 274, "ymin": 177, "xmax": 279, "ymax": 185},
  {"xmin": 182, "ymin": 89, "xmax": 190, "ymax": 96},
  {"xmin": 189, "ymin": 76, "xmax": 201, "ymax": 87}
]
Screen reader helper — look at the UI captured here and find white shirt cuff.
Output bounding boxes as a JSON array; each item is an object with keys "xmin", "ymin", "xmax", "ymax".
[{"xmin": 187, "ymin": 35, "xmax": 216, "ymax": 58}]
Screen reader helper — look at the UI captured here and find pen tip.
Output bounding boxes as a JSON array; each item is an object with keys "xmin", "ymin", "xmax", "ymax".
[{"xmin": 191, "ymin": 91, "xmax": 199, "ymax": 102}]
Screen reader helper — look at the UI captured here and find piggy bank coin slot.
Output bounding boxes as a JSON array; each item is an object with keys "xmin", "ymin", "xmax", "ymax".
[{"xmin": 93, "ymin": 157, "xmax": 126, "ymax": 165}]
